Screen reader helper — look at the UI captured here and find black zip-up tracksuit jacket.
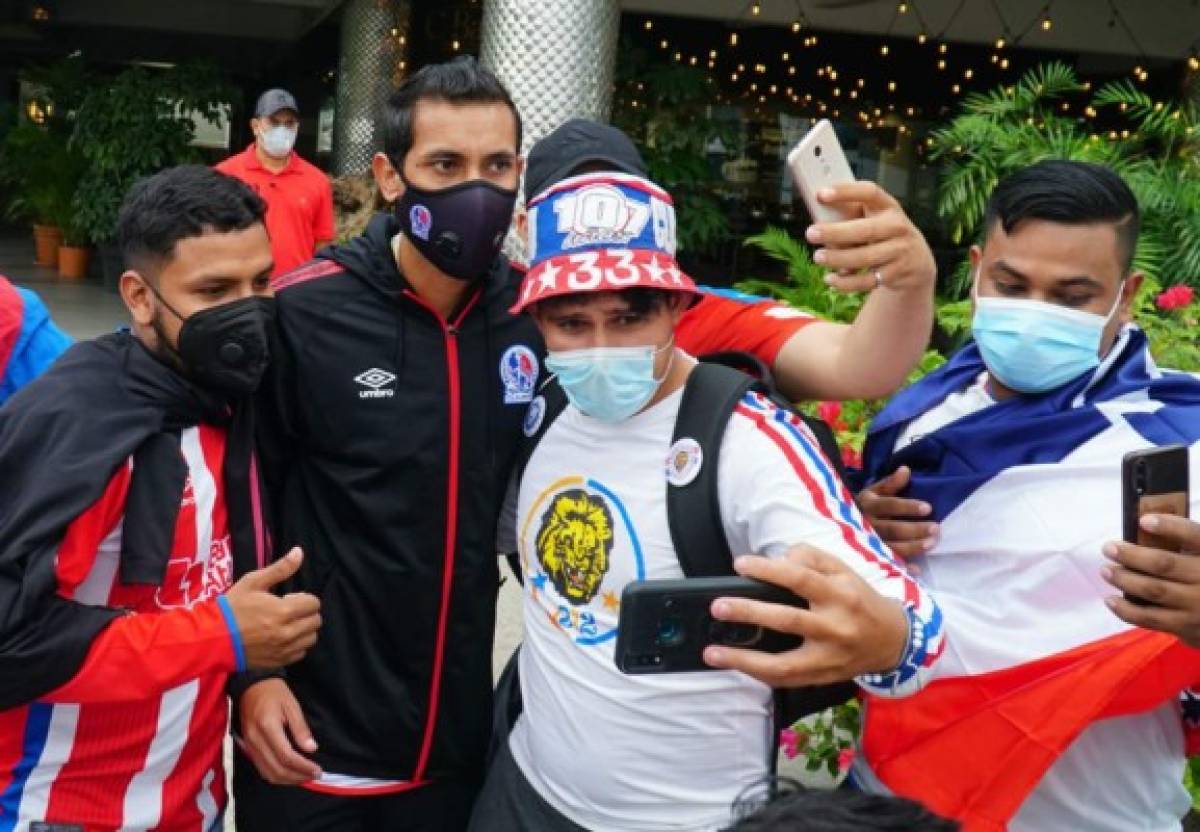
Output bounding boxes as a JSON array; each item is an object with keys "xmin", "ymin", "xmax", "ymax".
[{"xmin": 259, "ymin": 213, "xmax": 542, "ymax": 784}]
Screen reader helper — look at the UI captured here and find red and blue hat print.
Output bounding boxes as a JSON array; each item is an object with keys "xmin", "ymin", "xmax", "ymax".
[{"xmin": 510, "ymin": 172, "xmax": 701, "ymax": 314}]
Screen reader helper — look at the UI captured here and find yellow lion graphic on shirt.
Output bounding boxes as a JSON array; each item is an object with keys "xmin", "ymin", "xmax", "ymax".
[{"xmin": 535, "ymin": 489, "xmax": 615, "ymax": 606}]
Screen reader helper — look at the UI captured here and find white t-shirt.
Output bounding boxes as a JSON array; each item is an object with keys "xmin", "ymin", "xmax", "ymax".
[
  {"xmin": 503, "ymin": 371, "xmax": 942, "ymax": 832},
  {"xmin": 858, "ymin": 372, "xmax": 1192, "ymax": 832}
]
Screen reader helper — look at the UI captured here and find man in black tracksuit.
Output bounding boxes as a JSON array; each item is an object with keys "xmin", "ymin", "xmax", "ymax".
[{"xmin": 232, "ymin": 58, "xmax": 533, "ymax": 830}]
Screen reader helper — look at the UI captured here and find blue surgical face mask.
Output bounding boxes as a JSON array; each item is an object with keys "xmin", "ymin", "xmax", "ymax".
[
  {"xmin": 971, "ymin": 269, "xmax": 1124, "ymax": 394},
  {"xmin": 545, "ymin": 340, "xmax": 675, "ymax": 423}
]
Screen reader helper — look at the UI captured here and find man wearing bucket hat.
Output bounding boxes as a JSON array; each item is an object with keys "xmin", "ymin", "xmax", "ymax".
[{"xmin": 469, "ymin": 170, "xmax": 945, "ymax": 832}]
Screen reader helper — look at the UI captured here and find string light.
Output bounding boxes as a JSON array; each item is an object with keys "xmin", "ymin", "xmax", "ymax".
[
  {"xmin": 857, "ymin": 78, "xmax": 866, "ymax": 88},
  {"xmin": 730, "ymin": 32, "xmax": 739, "ymax": 46},
  {"xmin": 995, "ymin": 37, "xmax": 1006, "ymax": 49},
  {"xmin": 1041, "ymin": 11, "xmax": 1053, "ymax": 31},
  {"xmin": 789, "ymin": 66, "xmax": 797, "ymax": 75},
  {"xmin": 880, "ymin": 44, "xmax": 890, "ymax": 56},
  {"xmin": 938, "ymin": 43, "xmax": 948, "ymax": 54},
  {"xmin": 917, "ymin": 32, "xmax": 928, "ymax": 44},
  {"xmin": 850, "ymin": 89, "xmax": 859, "ymax": 99},
  {"xmin": 963, "ymin": 68, "xmax": 974, "ymax": 79},
  {"xmin": 1000, "ymin": 58, "xmax": 1010, "ymax": 69},
  {"xmin": 751, "ymin": 2, "xmax": 761, "ymax": 15},
  {"xmin": 710, "ymin": 49, "xmax": 718, "ymax": 59},
  {"xmin": 452, "ymin": 39, "xmax": 460, "ymax": 50},
  {"xmin": 659, "ymin": 39, "xmax": 668, "ymax": 49},
  {"xmin": 952, "ymin": 84, "xmax": 961, "ymax": 94},
  {"xmin": 782, "ymin": 51, "xmax": 790, "ymax": 61},
  {"xmin": 644, "ymin": 19, "xmax": 653, "ymax": 30},
  {"xmin": 937, "ymin": 59, "xmax": 947, "ymax": 70},
  {"xmin": 1189, "ymin": 54, "xmax": 1200, "ymax": 72},
  {"xmin": 888, "ymin": 80, "xmax": 897, "ymax": 91},
  {"xmin": 898, "ymin": 2, "xmax": 908, "ymax": 12},
  {"xmin": 792, "ymin": 20, "xmax": 802, "ymax": 33}
]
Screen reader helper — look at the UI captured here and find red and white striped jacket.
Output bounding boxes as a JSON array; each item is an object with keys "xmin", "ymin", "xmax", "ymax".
[{"xmin": 0, "ymin": 425, "xmax": 241, "ymax": 832}]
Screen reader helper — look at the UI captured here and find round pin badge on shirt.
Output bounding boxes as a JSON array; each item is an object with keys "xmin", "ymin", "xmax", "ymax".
[
  {"xmin": 523, "ymin": 395, "xmax": 547, "ymax": 437},
  {"xmin": 665, "ymin": 437, "xmax": 703, "ymax": 487}
]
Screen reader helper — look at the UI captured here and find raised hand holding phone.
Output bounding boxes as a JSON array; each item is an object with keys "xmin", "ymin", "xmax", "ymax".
[{"xmin": 787, "ymin": 120, "xmax": 935, "ymax": 296}]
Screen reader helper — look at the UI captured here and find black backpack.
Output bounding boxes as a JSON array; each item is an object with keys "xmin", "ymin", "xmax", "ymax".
[{"xmin": 494, "ymin": 354, "xmax": 856, "ymax": 766}]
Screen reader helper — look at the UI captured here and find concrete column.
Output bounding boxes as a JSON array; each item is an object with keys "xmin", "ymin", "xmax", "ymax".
[
  {"xmin": 479, "ymin": 0, "xmax": 619, "ymax": 260},
  {"xmin": 332, "ymin": 0, "xmax": 412, "ymax": 175},
  {"xmin": 478, "ymin": 0, "xmax": 620, "ymax": 156}
]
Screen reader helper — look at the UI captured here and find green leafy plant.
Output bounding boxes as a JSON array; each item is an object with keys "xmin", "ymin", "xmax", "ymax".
[
  {"xmin": 738, "ymin": 225, "xmax": 865, "ymax": 323},
  {"xmin": 931, "ymin": 62, "xmax": 1200, "ymax": 294},
  {"xmin": 0, "ymin": 122, "xmax": 82, "ymax": 227},
  {"xmin": 0, "ymin": 56, "xmax": 89, "ymax": 229},
  {"xmin": 611, "ymin": 42, "xmax": 733, "ymax": 255},
  {"xmin": 70, "ymin": 62, "xmax": 231, "ymax": 244},
  {"xmin": 781, "ymin": 699, "xmax": 861, "ymax": 780}
]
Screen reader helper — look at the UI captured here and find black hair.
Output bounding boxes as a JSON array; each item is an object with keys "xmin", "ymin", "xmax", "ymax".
[
  {"xmin": 382, "ymin": 55, "xmax": 522, "ymax": 168},
  {"xmin": 983, "ymin": 159, "xmax": 1140, "ymax": 273},
  {"xmin": 533, "ymin": 287, "xmax": 677, "ymax": 317},
  {"xmin": 117, "ymin": 165, "xmax": 266, "ymax": 274},
  {"xmin": 725, "ymin": 783, "xmax": 959, "ymax": 832}
]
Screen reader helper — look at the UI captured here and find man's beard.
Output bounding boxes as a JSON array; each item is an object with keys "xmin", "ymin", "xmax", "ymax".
[{"xmin": 149, "ymin": 309, "xmax": 187, "ymax": 374}]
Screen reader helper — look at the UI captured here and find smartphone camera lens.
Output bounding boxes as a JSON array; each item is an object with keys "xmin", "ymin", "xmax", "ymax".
[
  {"xmin": 656, "ymin": 617, "xmax": 685, "ymax": 648},
  {"xmin": 1135, "ymin": 461, "xmax": 1148, "ymax": 495},
  {"xmin": 814, "ymin": 145, "xmax": 823, "ymax": 157}
]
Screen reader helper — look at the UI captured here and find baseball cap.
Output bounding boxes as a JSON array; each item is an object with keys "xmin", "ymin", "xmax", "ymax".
[
  {"xmin": 510, "ymin": 171, "xmax": 699, "ymax": 314},
  {"xmin": 255, "ymin": 88, "xmax": 299, "ymax": 118},
  {"xmin": 523, "ymin": 119, "xmax": 647, "ymax": 204}
]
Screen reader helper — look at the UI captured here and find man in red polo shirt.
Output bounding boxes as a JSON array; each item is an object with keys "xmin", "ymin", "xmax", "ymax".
[{"xmin": 217, "ymin": 88, "xmax": 335, "ymax": 276}]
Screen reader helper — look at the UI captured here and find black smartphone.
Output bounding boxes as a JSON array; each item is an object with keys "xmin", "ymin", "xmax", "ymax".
[
  {"xmin": 1122, "ymin": 444, "xmax": 1191, "ymax": 606},
  {"xmin": 615, "ymin": 576, "xmax": 805, "ymax": 674}
]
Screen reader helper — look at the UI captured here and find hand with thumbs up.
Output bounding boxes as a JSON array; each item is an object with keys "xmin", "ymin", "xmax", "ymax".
[{"xmin": 224, "ymin": 548, "xmax": 322, "ymax": 670}]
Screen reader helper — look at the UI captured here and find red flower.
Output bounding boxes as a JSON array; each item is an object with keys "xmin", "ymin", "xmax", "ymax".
[
  {"xmin": 837, "ymin": 747, "xmax": 857, "ymax": 773},
  {"xmin": 841, "ymin": 446, "xmax": 863, "ymax": 469},
  {"xmin": 1156, "ymin": 285, "xmax": 1195, "ymax": 311},
  {"xmin": 817, "ymin": 401, "xmax": 842, "ymax": 425},
  {"xmin": 779, "ymin": 727, "xmax": 807, "ymax": 760}
]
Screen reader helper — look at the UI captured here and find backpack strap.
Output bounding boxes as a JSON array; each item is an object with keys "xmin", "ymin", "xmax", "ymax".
[
  {"xmin": 670, "ymin": 358, "xmax": 856, "ymax": 754},
  {"xmin": 666, "ymin": 362, "xmax": 760, "ymax": 579}
]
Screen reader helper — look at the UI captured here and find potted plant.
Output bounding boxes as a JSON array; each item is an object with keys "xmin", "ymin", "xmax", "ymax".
[
  {"xmin": 55, "ymin": 210, "xmax": 91, "ymax": 280},
  {"xmin": 70, "ymin": 62, "xmax": 230, "ymax": 291},
  {"xmin": 0, "ymin": 57, "xmax": 91, "ymax": 268},
  {"xmin": 0, "ymin": 121, "xmax": 77, "ymax": 267}
]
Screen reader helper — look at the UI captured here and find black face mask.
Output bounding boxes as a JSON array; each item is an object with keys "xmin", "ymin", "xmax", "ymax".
[
  {"xmin": 395, "ymin": 176, "xmax": 518, "ymax": 281},
  {"xmin": 149, "ymin": 289, "xmax": 275, "ymax": 396}
]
